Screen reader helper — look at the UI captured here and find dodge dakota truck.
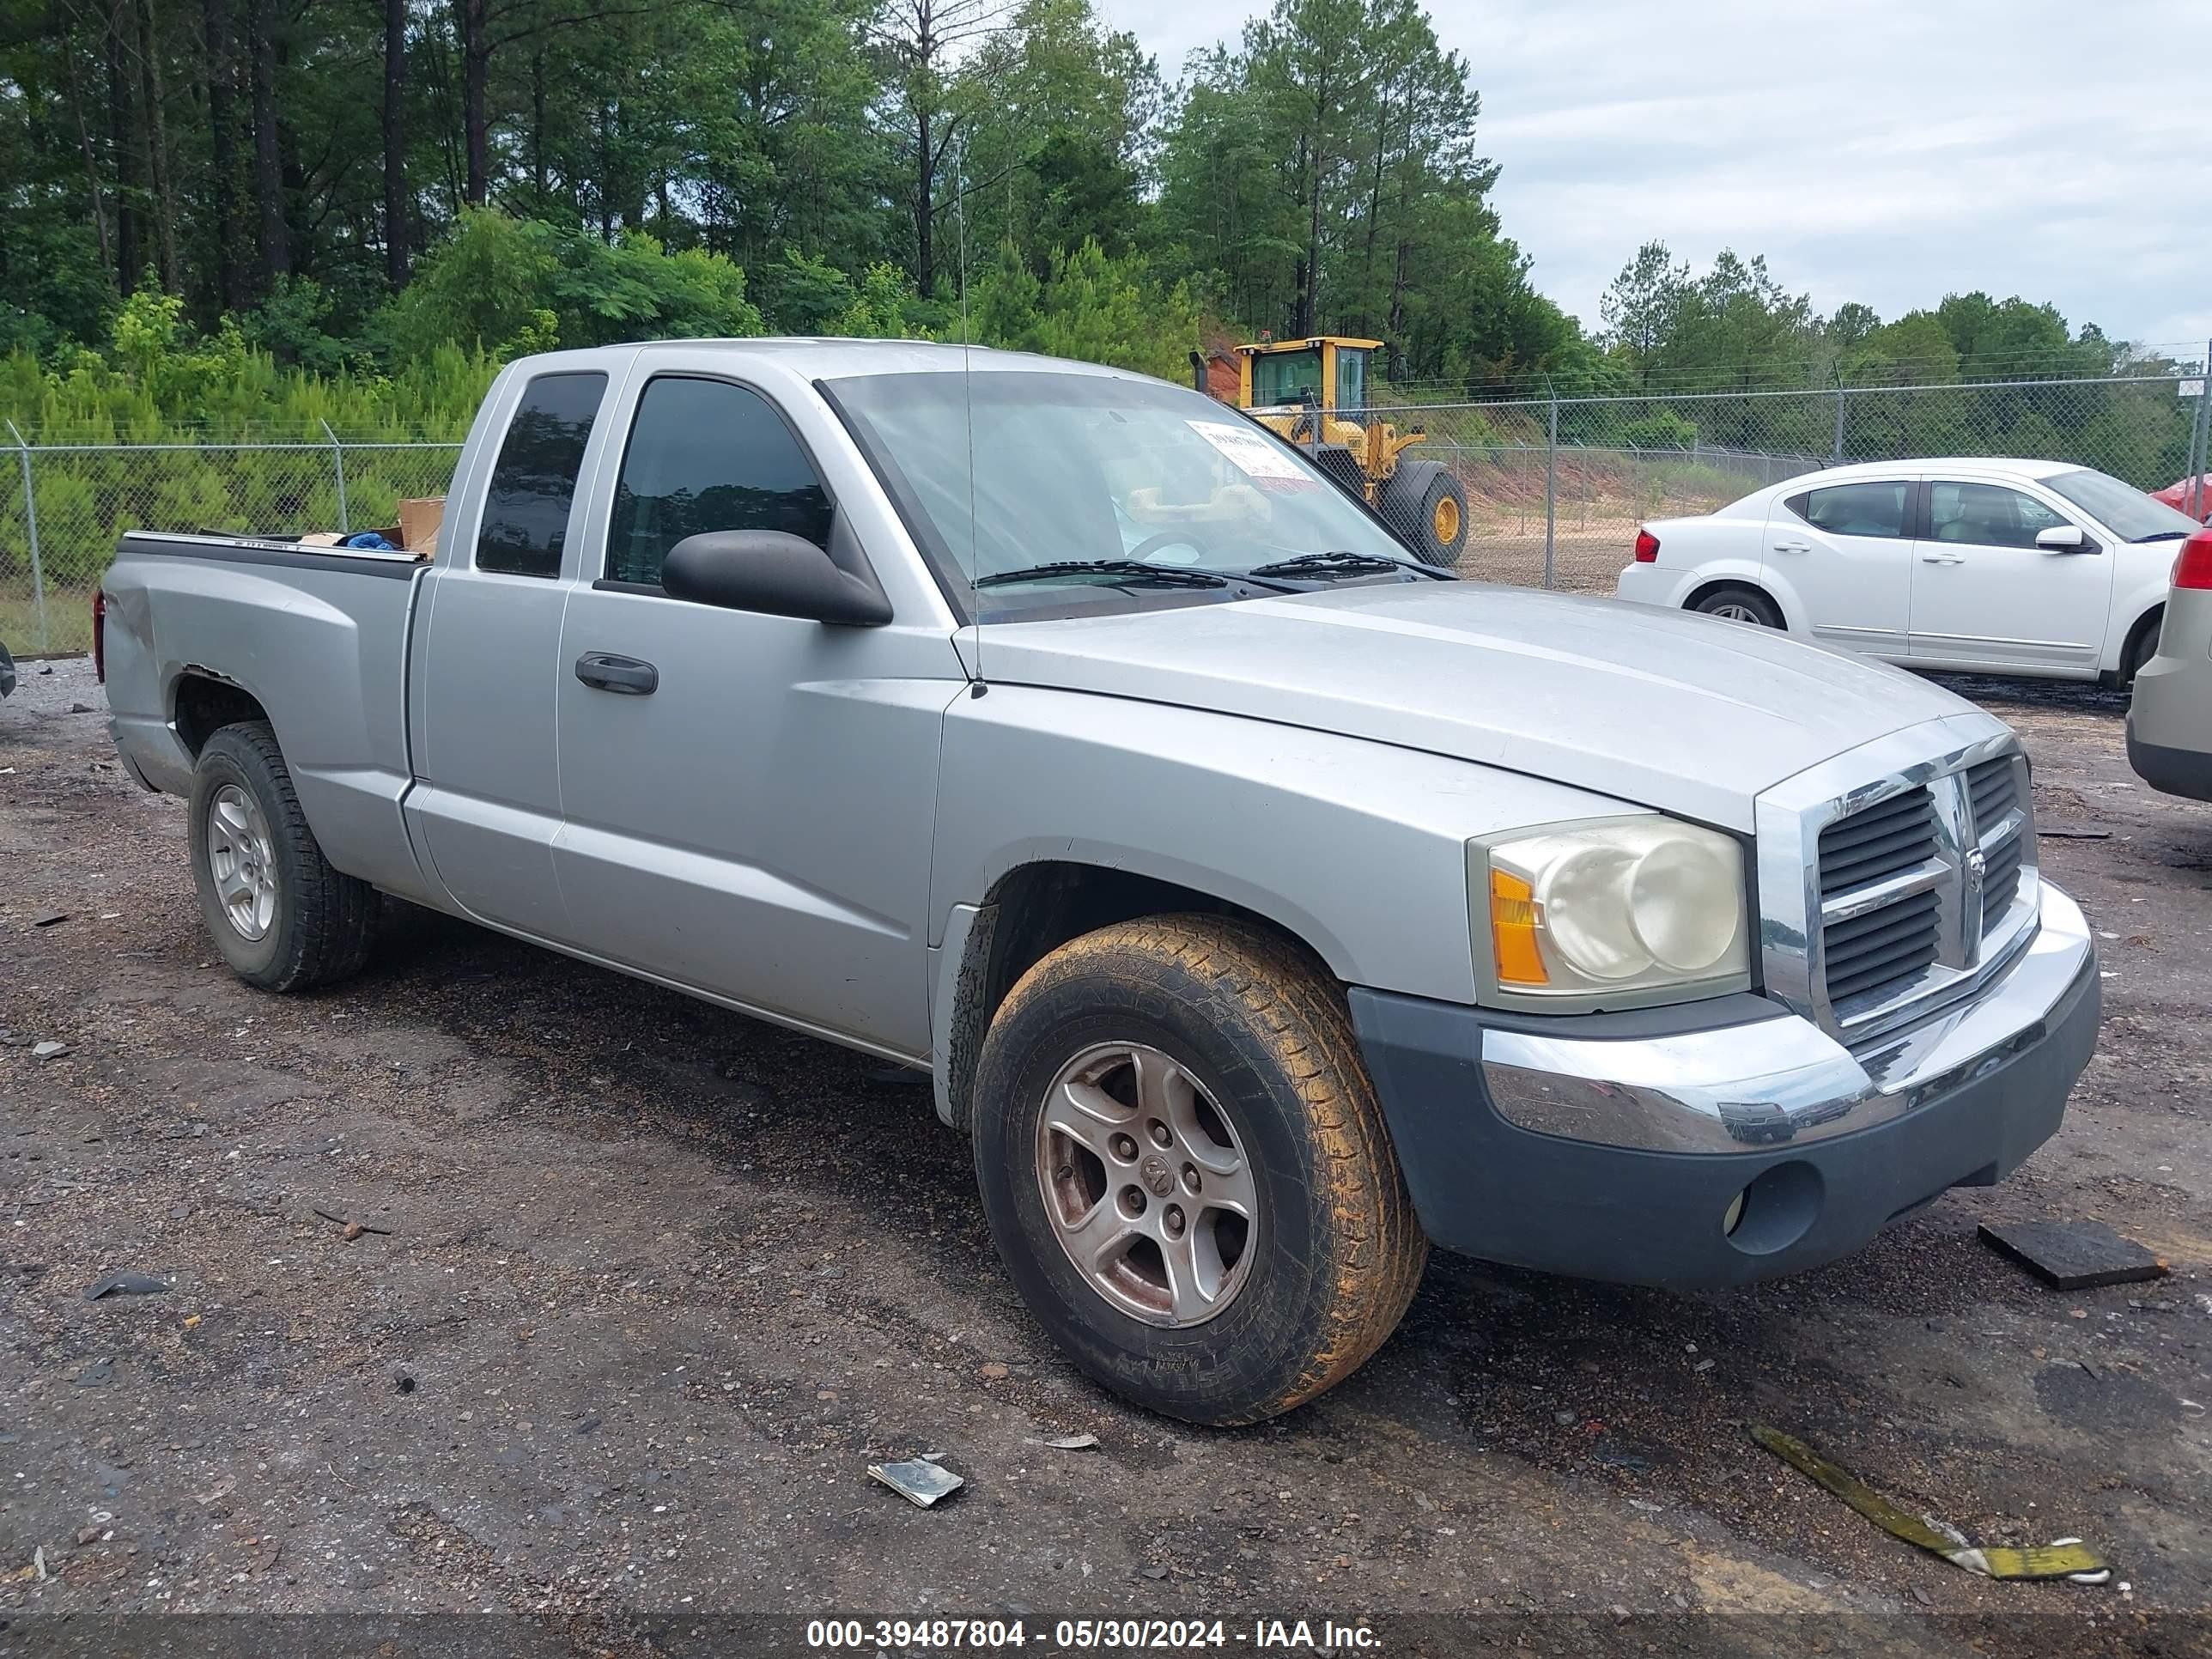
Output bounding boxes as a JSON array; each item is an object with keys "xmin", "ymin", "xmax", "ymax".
[{"xmin": 100, "ymin": 341, "xmax": 2099, "ymax": 1425}]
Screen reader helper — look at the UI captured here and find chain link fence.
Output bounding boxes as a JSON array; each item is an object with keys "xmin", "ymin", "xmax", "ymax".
[
  {"xmin": 3, "ymin": 362, "xmax": 2209, "ymax": 656},
  {"xmin": 0, "ymin": 431, "xmax": 462, "ymax": 655},
  {"xmin": 1354, "ymin": 362, "xmax": 2212, "ymax": 591}
]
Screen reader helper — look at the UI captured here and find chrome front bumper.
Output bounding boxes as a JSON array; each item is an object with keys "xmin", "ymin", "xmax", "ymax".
[{"xmin": 1480, "ymin": 883, "xmax": 2095, "ymax": 1154}]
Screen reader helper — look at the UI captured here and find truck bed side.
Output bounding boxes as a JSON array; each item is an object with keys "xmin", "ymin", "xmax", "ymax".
[{"xmin": 102, "ymin": 533, "xmax": 436, "ymax": 902}]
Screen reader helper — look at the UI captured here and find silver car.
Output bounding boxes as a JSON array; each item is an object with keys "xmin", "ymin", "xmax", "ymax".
[{"xmin": 2128, "ymin": 526, "xmax": 2212, "ymax": 799}]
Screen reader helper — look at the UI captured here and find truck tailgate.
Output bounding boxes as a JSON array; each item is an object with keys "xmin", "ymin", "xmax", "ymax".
[{"xmin": 103, "ymin": 533, "xmax": 429, "ymax": 898}]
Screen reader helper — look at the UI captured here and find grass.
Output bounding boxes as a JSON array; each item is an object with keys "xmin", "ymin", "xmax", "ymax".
[{"xmin": 1, "ymin": 590, "xmax": 93, "ymax": 657}]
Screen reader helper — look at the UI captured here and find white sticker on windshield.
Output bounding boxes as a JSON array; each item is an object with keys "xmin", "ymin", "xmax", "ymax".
[{"xmin": 1186, "ymin": 419, "xmax": 1316, "ymax": 489}]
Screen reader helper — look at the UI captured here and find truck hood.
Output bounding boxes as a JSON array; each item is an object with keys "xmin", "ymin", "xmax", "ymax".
[{"xmin": 973, "ymin": 581, "xmax": 2002, "ymax": 831}]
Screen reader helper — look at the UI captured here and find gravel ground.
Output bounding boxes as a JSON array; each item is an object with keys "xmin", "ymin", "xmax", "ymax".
[{"xmin": 1, "ymin": 656, "xmax": 2207, "ymax": 1651}]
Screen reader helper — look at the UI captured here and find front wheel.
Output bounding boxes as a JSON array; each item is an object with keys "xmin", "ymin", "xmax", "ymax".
[
  {"xmin": 187, "ymin": 721, "xmax": 377, "ymax": 992},
  {"xmin": 1380, "ymin": 459, "xmax": 1470, "ymax": 568},
  {"xmin": 970, "ymin": 916, "xmax": 1427, "ymax": 1425}
]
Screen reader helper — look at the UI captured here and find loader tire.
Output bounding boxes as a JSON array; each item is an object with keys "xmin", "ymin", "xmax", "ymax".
[{"xmin": 1381, "ymin": 459, "xmax": 1469, "ymax": 568}]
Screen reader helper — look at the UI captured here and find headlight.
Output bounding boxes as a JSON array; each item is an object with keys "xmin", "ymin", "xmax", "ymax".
[{"xmin": 1472, "ymin": 817, "xmax": 1750, "ymax": 1009}]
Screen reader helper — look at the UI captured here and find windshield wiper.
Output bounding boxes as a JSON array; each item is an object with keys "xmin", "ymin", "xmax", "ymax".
[
  {"xmin": 974, "ymin": 559, "xmax": 1231, "ymax": 590},
  {"xmin": 1244, "ymin": 550, "xmax": 1453, "ymax": 580},
  {"xmin": 2131, "ymin": 531, "xmax": 2189, "ymax": 543}
]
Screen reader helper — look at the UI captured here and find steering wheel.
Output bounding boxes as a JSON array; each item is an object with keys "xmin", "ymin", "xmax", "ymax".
[{"xmin": 1125, "ymin": 530, "xmax": 1211, "ymax": 565}]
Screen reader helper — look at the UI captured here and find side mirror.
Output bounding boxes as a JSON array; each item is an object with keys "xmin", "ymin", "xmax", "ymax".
[
  {"xmin": 660, "ymin": 529, "xmax": 893, "ymax": 626},
  {"xmin": 2034, "ymin": 524, "xmax": 2095, "ymax": 554}
]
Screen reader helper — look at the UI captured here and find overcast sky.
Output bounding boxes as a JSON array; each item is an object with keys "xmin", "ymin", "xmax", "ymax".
[{"xmin": 1098, "ymin": 0, "xmax": 2212, "ymax": 356}]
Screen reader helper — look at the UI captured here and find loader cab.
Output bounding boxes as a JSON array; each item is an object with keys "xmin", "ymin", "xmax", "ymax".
[{"xmin": 1236, "ymin": 337, "xmax": 1376, "ymax": 416}]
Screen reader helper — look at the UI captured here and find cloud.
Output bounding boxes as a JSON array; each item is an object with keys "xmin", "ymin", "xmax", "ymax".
[{"xmin": 1097, "ymin": 0, "xmax": 2212, "ymax": 349}]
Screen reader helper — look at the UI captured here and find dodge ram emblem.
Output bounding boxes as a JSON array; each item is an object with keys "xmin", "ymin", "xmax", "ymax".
[
  {"xmin": 1140, "ymin": 1153, "xmax": 1175, "ymax": 1197},
  {"xmin": 1966, "ymin": 848, "xmax": 1986, "ymax": 891}
]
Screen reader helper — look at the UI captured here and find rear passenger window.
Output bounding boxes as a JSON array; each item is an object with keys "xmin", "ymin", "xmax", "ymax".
[
  {"xmin": 605, "ymin": 377, "xmax": 835, "ymax": 587},
  {"xmin": 476, "ymin": 372, "xmax": 608, "ymax": 577},
  {"xmin": 1790, "ymin": 481, "xmax": 1910, "ymax": 539}
]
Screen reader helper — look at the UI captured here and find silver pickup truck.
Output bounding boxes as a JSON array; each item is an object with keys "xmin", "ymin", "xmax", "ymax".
[{"xmin": 100, "ymin": 341, "xmax": 2098, "ymax": 1425}]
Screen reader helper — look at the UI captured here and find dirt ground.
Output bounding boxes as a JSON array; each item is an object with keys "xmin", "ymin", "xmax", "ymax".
[{"xmin": 2, "ymin": 654, "xmax": 2207, "ymax": 1653}]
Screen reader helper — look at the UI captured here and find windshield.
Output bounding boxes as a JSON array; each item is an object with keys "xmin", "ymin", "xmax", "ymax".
[
  {"xmin": 2045, "ymin": 467, "xmax": 2202, "ymax": 541},
  {"xmin": 1248, "ymin": 349, "xmax": 1323, "ymax": 407},
  {"xmin": 827, "ymin": 369, "xmax": 1413, "ymax": 618}
]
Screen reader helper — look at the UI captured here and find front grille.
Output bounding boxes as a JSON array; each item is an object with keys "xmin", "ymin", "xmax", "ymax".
[
  {"xmin": 1967, "ymin": 756, "xmax": 2024, "ymax": 932},
  {"xmin": 1817, "ymin": 786, "xmax": 1941, "ymax": 1006},
  {"xmin": 1819, "ymin": 786, "xmax": 1937, "ymax": 895},
  {"xmin": 1765, "ymin": 737, "xmax": 2040, "ymax": 1042},
  {"xmin": 1981, "ymin": 833, "xmax": 2025, "ymax": 928},
  {"xmin": 1966, "ymin": 756, "xmax": 2017, "ymax": 830}
]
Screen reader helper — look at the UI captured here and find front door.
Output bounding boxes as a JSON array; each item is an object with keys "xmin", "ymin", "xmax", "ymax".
[
  {"xmin": 409, "ymin": 368, "xmax": 611, "ymax": 938},
  {"xmin": 550, "ymin": 373, "xmax": 956, "ymax": 1058},
  {"xmin": 1908, "ymin": 478, "xmax": 2113, "ymax": 672},
  {"xmin": 1767, "ymin": 477, "xmax": 1916, "ymax": 658}
]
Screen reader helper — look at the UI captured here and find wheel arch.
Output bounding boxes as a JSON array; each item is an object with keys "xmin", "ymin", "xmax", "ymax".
[
  {"xmin": 1683, "ymin": 574, "xmax": 1794, "ymax": 630},
  {"xmin": 934, "ymin": 858, "xmax": 1338, "ymax": 1133},
  {"xmin": 2116, "ymin": 601, "xmax": 2165, "ymax": 679},
  {"xmin": 172, "ymin": 667, "xmax": 274, "ymax": 757}
]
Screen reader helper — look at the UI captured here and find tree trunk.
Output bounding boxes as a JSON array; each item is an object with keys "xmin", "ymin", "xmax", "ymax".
[
  {"xmin": 913, "ymin": 99, "xmax": 933, "ymax": 298},
  {"xmin": 459, "ymin": 0, "xmax": 489, "ymax": 205},
  {"xmin": 105, "ymin": 0, "xmax": 143, "ymax": 292},
  {"xmin": 246, "ymin": 0, "xmax": 287, "ymax": 289},
  {"xmin": 1300, "ymin": 126, "xmax": 1324, "ymax": 339},
  {"xmin": 64, "ymin": 45, "xmax": 114, "ymax": 279},
  {"xmin": 530, "ymin": 49, "xmax": 545, "ymax": 197},
  {"xmin": 204, "ymin": 0, "xmax": 244, "ymax": 309},
  {"xmin": 383, "ymin": 0, "xmax": 408, "ymax": 283},
  {"xmin": 134, "ymin": 0, "xmax": 182, "ymax": 290}
]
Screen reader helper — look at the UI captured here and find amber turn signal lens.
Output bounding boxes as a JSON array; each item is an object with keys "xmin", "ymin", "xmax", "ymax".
[{"xmin": 1489, "ymin": 868, "xmax": 1548, "ymax": 986}]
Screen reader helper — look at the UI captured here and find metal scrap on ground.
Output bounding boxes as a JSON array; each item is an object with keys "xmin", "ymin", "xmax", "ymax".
[
  {"xmin": 1978, "ymin": 1218, "xmax": 2169, "ymax": 1290},
  {"xmin": 869, "ymin": 1458, "xmax": 965, "ymax": 1509},
  {"xmin": 1749, "ymin": 1425, "xmax": 2109, "ymax": 1581},
  {"xmin": 83, "ymin": 1272, "xmax": 170, "ymax": 1301}
]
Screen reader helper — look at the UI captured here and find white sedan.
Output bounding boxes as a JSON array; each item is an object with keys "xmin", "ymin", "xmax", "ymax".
[{"xmin": 1614, "ymin": 458, "xmax": 2204, "ymax": 684}]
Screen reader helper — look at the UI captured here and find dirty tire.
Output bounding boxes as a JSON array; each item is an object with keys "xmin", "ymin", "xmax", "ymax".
[
  {"xmin": 2121, "ymin": 611, "xmax": 2161, "ymax": 689},
  {"xmin": 1691, "ymin": 584, "xmax": 1783, "ymax": 629},
  {"xmin": 971, "ymin": 915, "xmax": 1427, "ymax": 1425},
  {"xmin": 1380, "ymin": 459, "xmax": 1469, "ymax": 568},
  {"xmin": 187, "ymin": 720, "xmax": 376, "ymax": 993}
]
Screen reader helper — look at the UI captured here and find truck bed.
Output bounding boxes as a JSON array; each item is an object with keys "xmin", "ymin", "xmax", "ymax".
[{"xmin": 101, "ymin": 530, "xmax": 434, "ymax": 902}]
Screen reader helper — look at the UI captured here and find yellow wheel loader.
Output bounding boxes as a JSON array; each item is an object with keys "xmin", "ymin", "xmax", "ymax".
[{"xmin": 1230, "ymin": 337, "xmax": 1469, "ymax": 567}]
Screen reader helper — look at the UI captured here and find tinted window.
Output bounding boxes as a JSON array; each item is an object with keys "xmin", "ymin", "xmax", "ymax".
[
  {"xmin": 605, "ymin": 377, "xmax": 835, "ymax": 587},
  {"xmin": 1793, "ymin": 481, "xmax": 1910, "ymax": 539},
  {"xmin": 477, "ymin": 372, "xmax": 607, "ymax": 577},
  {"xmin": 1929, "ymin": 482, "xmax": 2067, "ymax": 550}
]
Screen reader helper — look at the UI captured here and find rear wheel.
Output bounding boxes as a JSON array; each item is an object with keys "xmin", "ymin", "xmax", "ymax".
[
  {"xmin": 971, "ymin": 915, "xmax": 1427, "ymax": 1425},
  {"xmin": 1380, "ymin": 459, "xmax": 1470, "ymax": 568},
  {"xmin": 188, "ymin": 721, "xmax": 377, "ymax": 992},
  {"xmin": 1691, "ymin": 584, "xmax": 1783, "ymax": 629}
]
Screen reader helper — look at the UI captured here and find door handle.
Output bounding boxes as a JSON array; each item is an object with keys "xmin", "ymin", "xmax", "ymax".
[
  {"xmin": 574, "ymin": 652, "xmax": 659, "ymax": 695},
  {"xmin": 1771, "ymin": 540, "xmax": 1811, "ymax": 554},
  {"xmin": 1920, "ymin": 554, "xmax": 1965, "ymax": 565}
]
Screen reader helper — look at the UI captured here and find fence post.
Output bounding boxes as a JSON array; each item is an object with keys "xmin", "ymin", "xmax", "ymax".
[
  {"xmin": 322, "ymin": 420, "xmax": 349, "ymax": 533},
  {"xmin": 6, "ymin": 418, "xmax": 49, "ymax": 653},
  {"xmin": 2190, "ymin": 341, "xmax": 2212, "ymax": 521},
  {"xmin": 1543, "ymin": 387, "xmax": 1557, "ymax": 590},
  {"xmin": 1832, "ymin": 379, "xmax": 1848, "ymax": 465}
]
